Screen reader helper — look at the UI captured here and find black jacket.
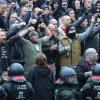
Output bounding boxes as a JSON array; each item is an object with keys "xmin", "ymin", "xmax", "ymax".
[
  {"xmin": 75, "ymin": 58, "xmax": 94, "ymax": 89},
  {"xmin": 27, "ymin": 65, "xmax": 54, "ymax": 100},
  {"xmin": 0, "ymin": 35, "xmax": 20, "ymax": 71},
  {"xmin": 42, "ymin": 35, "xmax": 59, "ymax": 64},
  {"xmin": 0, "ymin": 25, "xmax": 25, "ymax": 71},
  {"xmin": 80, "ymin": 77, "xmax": 100, "ymax": 100},
  {"xmin": 0, "ymin": 15, "xmax": 8, "ymax": 31}
]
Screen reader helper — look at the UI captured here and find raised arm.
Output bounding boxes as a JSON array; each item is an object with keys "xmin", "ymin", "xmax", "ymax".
[
  {"xmin": 67, "ymin": 11, "xmax": 87, "ymax": 29},
  {"xmin": 6, "ymin": 22, "xmax": 26, "ymax": 39},
  {"xmin": 67, "ymin": 1, "xmax": 94, "ymax": 29},
  {"xmin": 18, "ymin": 27, "xmax": 35, "ymax": 37},
  {"xmin": 7, "ymin": 26, "xmax": 35, "ymax": 44},
  {"xmin": 79, "ymin": 16, "xmax": 96, "ymax": 42},
  {"xmin": 41, "ymin": 23, "xmax": 52, "ymax": 42},
  {"xmin": 90, "ymin": 24, "xmax": 100, "ymax": 37}
]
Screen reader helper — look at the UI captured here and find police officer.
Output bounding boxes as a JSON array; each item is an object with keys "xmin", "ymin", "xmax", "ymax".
[
  {"xmin": 80, "ymin": 64, "xmax": 100, "ymax": 100},
  {"xmin": 0, "ymin": 85, "xmax": 7, "ymax": 100},
  {"xmin": 2, "ymin": 63, "xmax": 35, "ymax": 100},
  {"xmin": 55, "ymin": 67, "xmax": 80, "ymax": 100}
]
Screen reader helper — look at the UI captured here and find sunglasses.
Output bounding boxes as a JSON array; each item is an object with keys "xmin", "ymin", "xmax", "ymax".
[{"xmin": 70, "ymin": 27, "xmax": 76, "ymax": 31}]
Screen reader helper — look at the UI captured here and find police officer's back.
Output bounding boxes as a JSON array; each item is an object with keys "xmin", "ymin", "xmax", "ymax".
[
  {"xmin": 2, "ymin": 63, "xmax": 35, "ymax": 100},
  {"xmin": 80, "ymin": 64, "xmax": 100, "ymax": 100},
  {"xmin": 55, "ymin": 67, "xmax": 80, "ymax": 100},
  {"xmin": 0, "ymin": 85, "xmax": 7, "ymax": 100}
]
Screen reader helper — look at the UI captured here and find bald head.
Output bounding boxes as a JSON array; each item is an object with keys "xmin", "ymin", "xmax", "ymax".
[
  {"xmin": 85, "ymin": 48, "xmax": 96, "ymax": 57},
  {"xmin": 62, "ymin": 15, "xmax": 69, "ymax": 21},
  {"xmin": 49, "ymin": 18, "xmax": 58, "ymax": 28},
  {"xmin": 85, "ymin": 48, "xmax": 98, "ymax": 62},
  {"xmin": 48, "ymin": 24, "xmax": 56, "ymax": 30},
  {"xmin": 50, "ymin": 19, "xmax": 57, "ymax": 24},
  {"xmin": 34, "ymin": 7, "xmax": 43, "ymax": 14}
]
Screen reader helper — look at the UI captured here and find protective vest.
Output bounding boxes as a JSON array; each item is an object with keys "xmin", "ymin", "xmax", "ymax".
[
  {"xmin": 6, "ymin": 81, "xmax": 34, "ymax": 100},
  {"xmin": 59, "ymin": 35, "xmax": 80, "ymax": 66}
]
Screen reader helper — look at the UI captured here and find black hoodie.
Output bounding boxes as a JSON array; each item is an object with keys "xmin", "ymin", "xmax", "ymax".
[{"xmin": 27, "ymin": 65, "xmax": 54, "ymax": 100}]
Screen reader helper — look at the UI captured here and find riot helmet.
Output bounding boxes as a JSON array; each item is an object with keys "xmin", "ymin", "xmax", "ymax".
[
  {"xmin": 59, "ymin": 67, "xmax": 78, "ymax": 85},
  {"xmin": 92, "ymin": 64, "xmax": 100, "ymax": 82},
  {"xmin": 8, "ymin": 63, "xmax": 25, "ymax": 81}
]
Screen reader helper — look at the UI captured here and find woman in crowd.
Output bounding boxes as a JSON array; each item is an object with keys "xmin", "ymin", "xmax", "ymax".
[{"xmin": 27, "ymin": 52, "xmax": 55, "ymax": 100}]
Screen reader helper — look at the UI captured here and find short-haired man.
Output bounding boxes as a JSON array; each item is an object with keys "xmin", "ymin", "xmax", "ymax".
[{"xmin": 76, "ymin": 48, "xmax": 98, "ymax": 89}]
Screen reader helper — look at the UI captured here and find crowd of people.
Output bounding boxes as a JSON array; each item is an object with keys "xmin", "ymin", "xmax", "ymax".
[{"xmin": 0, "ymin": 0, "xmax": 100, "ymax": 99}]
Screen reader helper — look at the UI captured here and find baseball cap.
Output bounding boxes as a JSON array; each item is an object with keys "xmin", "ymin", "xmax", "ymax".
[{"xmin": 28, "ymin": 31, "xmax": 38, "ymax": 38}]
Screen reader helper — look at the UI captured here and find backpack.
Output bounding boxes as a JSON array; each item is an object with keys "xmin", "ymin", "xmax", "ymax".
[
  {"xmin": 31, "ymin": 66, "xmax": 54, "ymax": 100},
  {"xmin": 55, "ymin": 87, "xmax": 76, "ymax": 100}
]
